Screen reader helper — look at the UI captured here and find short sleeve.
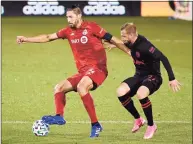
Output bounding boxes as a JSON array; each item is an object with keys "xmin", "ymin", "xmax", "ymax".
[
  {"xmin": 90, "ymin": 22, "xmax": 107, "ymax": 38},
  {"xmin": 56, "ymin": 28, "xmax": 68, "ymax": 39}
]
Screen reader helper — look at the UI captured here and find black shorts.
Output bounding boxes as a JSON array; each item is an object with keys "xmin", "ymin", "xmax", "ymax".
[{"xmin": 123, "ymin": 75, "xmax": 163, "ymax": 97}]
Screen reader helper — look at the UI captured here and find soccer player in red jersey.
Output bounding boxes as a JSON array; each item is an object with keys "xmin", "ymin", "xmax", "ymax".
[{"xmin": 16, "ymin": 6, "xmax": 130, "ymax": 138}]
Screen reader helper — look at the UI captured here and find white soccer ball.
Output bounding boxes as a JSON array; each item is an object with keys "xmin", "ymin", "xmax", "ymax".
[{"xmin": 32, "ymin": 120, "xmax": 49, "ymax": 136}]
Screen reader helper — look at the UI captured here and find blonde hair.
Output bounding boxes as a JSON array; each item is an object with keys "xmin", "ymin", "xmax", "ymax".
[{"xmin": 120, "ymin": 23, "xmax": 137, "ymax": 35}]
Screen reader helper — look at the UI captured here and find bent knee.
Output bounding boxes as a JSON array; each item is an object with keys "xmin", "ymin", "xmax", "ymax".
[
  {"xmin": 77, "ymin": 83, "xmax": 88, "ymax": 96},
  {"xmin": 54, "ymin": 84, "xmax": 64, "ymax": 94},
  {"xmin": 136, "ymin": 86, "xmax": 150, "ymax": 99},
  {"xmin": 77, "ymin": 83, "xmax": 85, "ymax": 92},
  {"xmin": 117, "ymin": 83, "xmax": 130, "ymax": 97},
  {"xmin": 54, "ymin": 80, "xmax": 72, "ymax": 94}
]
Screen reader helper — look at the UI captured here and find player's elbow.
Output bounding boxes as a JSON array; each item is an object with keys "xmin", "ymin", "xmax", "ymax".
[
  {"xmin": 160, "ymin": 54, "xmax": 170, "ymax": 65},
  {"xmin": 160, "ymin": 53, "xmax": 168, "ymax": 61},
  {"xmin": 46, "ymin": 35, "xmax": 52, "ymax": 42},
  {"xmin": 38, "ymin": 35, "xmax": 50, "ymax": 43}
]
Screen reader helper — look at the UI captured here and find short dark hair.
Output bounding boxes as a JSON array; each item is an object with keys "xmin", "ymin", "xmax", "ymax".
[{"xmin": 66, "ymin": 5, "xmax": 82, "ymax": 15}]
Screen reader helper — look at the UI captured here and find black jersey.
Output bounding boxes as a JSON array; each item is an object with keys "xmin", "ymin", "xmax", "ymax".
[{"xmin": 125, "ymin": 35, "xmax": 175, "ymax": 81}]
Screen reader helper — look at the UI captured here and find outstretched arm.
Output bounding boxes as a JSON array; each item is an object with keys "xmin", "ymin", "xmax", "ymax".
[
  {"xmin": 110, "ymin": 36, "xmax": 131, "ymax": 55},
  {"xmin": 90, "ymin": 22, "xmax": 131, "ymax": 55},
  {"xmin": 102, "ymin": 40, "xmax": 117, "ymax": 52},
  {"xmin": 146, "ymin": 46, "xmax": 181, "ymax": 92},
  {"xmin": 158, "ymin": 52, "xmax": 181, "ymax": 92},
  {"xmin": 102, "ymin": 33, "xmax": 131, "ymax": 56},
  {"xmin": 16, "ymin": 33, "xmax": 59, "ymax": 44}
]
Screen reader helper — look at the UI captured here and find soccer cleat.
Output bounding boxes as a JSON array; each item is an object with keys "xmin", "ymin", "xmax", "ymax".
[
  {"xmin": 132, "ymin": 117, "xmax": 146, "ymax": 133},
  {"xmin": 42, "ymin": 115, "xmax": 66, "ymax": 125},
  {"xmin": 143, "ymin": 124, "xmax": 157, "ymax": 139},
  {"xmin": 90, "ymin": 123, "xmax": 103, "ymax": 138}
]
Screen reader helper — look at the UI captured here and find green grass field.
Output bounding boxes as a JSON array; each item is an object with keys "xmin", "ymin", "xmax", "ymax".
[{"xmin": 2, "ymin": 16, "xmax": 192, "ymax": 144}]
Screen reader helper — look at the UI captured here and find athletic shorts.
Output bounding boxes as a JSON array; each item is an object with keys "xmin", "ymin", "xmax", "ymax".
[
  {"xmin": 123, "ymin": 75, "xmax": 163, "ymax": 97},
  {"xmin": 67, "ymin": 68, "xmax": 108, "ymax": 91}
]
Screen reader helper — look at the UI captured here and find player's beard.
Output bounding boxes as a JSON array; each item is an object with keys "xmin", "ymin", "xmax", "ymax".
[
  {"xmin": 69, "ymin": 23, "xmax": 75, "ymax": 28},
  {"xmin": 69, "ymin": 19, "xmax": 79, "ymax": 28}
]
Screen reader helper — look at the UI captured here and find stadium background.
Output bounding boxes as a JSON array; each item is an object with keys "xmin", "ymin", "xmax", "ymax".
[{"xmin": 2, "ymin": 1, "xmax": 192, "ymax": 144}]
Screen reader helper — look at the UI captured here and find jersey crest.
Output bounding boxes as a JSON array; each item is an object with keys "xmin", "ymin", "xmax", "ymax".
[
  {"xmin": 82, "ymin": 29, "xmax": 88, "ymax": 35},
  {"xmin": 136, "ymin": 51, "xmax": 140, "ymax": 58}
]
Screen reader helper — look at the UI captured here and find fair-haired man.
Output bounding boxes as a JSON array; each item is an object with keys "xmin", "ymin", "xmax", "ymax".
[
  {"xmin": 16, "ymin": 6, "xmax": 130, "ymax": 138},
  {"xmin": 106, "ymin": 23, "xmax": 181, "ymax": 139}
]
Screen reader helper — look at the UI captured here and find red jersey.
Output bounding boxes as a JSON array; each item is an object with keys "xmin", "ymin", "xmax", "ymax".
[{"xmin": 56, "ymin": 21, "xmax": 107, "ymax": 73}]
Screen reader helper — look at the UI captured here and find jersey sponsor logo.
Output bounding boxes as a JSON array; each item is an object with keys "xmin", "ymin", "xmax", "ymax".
[
  {"xmin": 23, "ymin": 0, "xmax": 65, "ymax": 15},
  {"xmin": 1, "ymin": 6, "xmax": 4, "ymax": 15},
  {"xmin": 80, "ymin": 36, "xmax": 88, "ymax": 44},
  {"xmin": 71, "ymin": 39, "xmax": 79, "ymax": 44},
  {"xmin": 83, "ymin": 0, "xmax": 125, "ymax": 15},
  {"xmin": 71, "ymin": 36, "xmax": 88, "ymax": 44},
  {"xmin": 71, "ymin": 29, "xmax": 88, "ymax": 44},
  {"xmin": 133, "ymin": 59, "xmax": 145, "ymax": 65}
]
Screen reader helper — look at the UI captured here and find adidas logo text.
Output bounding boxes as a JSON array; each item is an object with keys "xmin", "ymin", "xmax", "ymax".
[
  {"xmin": 23, "ymin": 0, "xmax": 65, "ymax": 15},
  {"xmin": 83, "ymin": 0, "xmax": 125, "ymax": 15}
]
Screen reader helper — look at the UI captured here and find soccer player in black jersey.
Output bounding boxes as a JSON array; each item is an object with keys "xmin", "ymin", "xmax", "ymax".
[{"xmin": 106, "ymin": 23, "xmax": 181, "ymax": 139}]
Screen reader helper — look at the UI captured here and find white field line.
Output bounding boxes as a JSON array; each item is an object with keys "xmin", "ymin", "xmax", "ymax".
[
  {"xmin": 1, "ymin": 120, "xmax": 192, "ymax": 124},
  {"xmin": 151, "ymin": 39, "xmax": 191, "ymax": 43}
]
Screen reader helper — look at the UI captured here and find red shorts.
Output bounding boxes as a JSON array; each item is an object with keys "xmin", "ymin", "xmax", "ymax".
[{"xmin": 67, "ymin": 68, "xmax": 108, "ymax": 91}]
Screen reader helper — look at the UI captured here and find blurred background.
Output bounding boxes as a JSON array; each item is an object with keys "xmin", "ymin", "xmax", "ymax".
[
  {"xmin": 1, "ymin": 0, "xmax": 192, "ymax": 20},
  {"xmin": 1, "ymin": 1, "xmax": 192, "ymax": 144}
]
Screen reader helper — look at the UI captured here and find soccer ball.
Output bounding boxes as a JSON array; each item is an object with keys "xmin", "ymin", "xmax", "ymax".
[{"xmin": 32, "ymin": 120, "xmax": 49, "ymax": 136}]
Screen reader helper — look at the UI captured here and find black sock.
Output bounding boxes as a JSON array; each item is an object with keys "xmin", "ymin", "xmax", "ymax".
[
  {"xmin": 139, "ymin": 97, "xmax": 153, "ymax": 126},
  {"xmin": 91, "ymin": 121, "xmax": 99, "ymax": 126},
  {"xmin": 118, "ymin": 94, "xmax": 140, "ymax": 119}
]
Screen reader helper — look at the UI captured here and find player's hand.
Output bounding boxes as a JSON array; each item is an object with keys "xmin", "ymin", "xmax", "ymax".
[
  {"xmin": 169, "ymin": 79, "xmax": 181, "ymax": 92},
  {"xmin": 16, "ymin": 36, "xmax": 27, "ymax": 44},
  {"xmin": 105, "ymin": 44, "xmax": 116, "ymax": 52}
]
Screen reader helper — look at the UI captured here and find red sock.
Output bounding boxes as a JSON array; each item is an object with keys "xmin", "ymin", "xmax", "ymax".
[
  {"xmin": 81, "ymin": 93, "xmax": 98, "ymax": 123},
  {"xmin": 54, "ymin": 92, "xmax": 66, "ymax": 116}
]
